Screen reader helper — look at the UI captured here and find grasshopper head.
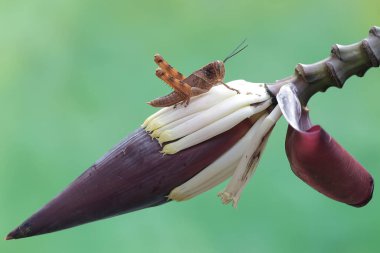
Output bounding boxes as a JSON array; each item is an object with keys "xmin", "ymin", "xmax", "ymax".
[{"xmin": 201, "ymin": 60, "xmax": 225, "ymax": 83}]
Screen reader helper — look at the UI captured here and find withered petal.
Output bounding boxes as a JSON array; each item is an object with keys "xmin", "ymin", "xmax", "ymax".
[
  {"xmin": 285, "ymin": 125, "xmax": 374, "ymax": 207},
  {"xmin": 7, "ymin": 120, "xmax": 252, "ymax": 240}
]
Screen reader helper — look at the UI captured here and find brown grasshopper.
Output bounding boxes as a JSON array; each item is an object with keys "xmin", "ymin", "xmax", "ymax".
[{"xmin": 148, "ymin": 41, "xmax": 248, "ymax": 107}]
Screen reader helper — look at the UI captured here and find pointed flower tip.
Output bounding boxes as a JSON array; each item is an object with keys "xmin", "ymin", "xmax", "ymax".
[
  {"xmin": 5, "ymin": 234, "xmax": 14, "ymax": 240},
  {"xmin": 286, "ymin": 125, "xmax": 374, "ymax": 207},
  {"xmin": 5, "ymin": 226, "xmax": 27, "ymax": 240}
]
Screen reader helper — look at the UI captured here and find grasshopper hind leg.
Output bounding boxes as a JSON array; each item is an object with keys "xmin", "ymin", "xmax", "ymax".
[
  {"xmin": 154, "ymin": 54, "xmax": 185, "ymax": 81},
  {"xmin": 155, "ymin": 69, "xmax": 192, "ymax": 98},
  {"xmin": 148, "ymin": 91, "xmax": 185, "ymax": 108}
]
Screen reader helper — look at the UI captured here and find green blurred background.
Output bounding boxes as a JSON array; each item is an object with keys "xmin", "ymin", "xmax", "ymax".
[{"xmin": 0, "ymin": 0, "xmax": 379, "ymax": 252}]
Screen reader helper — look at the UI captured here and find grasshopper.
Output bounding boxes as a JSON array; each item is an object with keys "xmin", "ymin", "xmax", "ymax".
[{"xmin": 148, "ymin": 41, "xmax": 247, "ymax": 107}]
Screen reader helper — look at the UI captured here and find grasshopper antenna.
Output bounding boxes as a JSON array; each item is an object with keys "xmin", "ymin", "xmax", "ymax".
[{"xmin": 223, "ymin": 39, "xmax": 248, "ymax": 63}]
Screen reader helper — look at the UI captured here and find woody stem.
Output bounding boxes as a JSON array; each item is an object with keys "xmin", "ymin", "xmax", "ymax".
[{"xmin": 267, "ymin": 26, "xmax": 380, "ymax": 105}]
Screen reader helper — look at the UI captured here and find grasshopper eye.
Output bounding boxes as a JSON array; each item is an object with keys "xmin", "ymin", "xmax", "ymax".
[
  {"xmin": 203, "ymin": 65, "xmax": 216, "ymax": 79},
  {"xmin": 206, "ymin": 69, "xmax": 214, "ymax": 78}
]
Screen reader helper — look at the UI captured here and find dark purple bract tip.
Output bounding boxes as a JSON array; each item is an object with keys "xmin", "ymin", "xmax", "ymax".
[{"xmin": 285, "ymin": 125, "xmax": 374, "ymax": 206}]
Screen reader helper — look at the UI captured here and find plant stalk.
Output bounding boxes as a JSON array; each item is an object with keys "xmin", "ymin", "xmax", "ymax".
[{"xmin": 267, "ymin": 26, "xmax": 380, "ymax": 105}]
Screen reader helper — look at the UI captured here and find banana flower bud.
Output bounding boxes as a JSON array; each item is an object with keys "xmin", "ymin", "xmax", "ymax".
[{"xmin": 7, "ymin": 80, "xmax": 279, "ymax": 239}]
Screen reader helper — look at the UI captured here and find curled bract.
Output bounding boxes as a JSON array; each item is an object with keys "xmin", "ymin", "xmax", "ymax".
[
  {"xmin": 277, "ymin": 83, "xmax": 374, "ymax": 206},
  {"xmin": 286, "ymin": 125, "xmax": 374, "ymax": 206}
]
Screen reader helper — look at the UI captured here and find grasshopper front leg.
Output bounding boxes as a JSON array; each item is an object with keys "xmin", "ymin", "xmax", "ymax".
[{"xmin": 221, "ymin": 82, "xmax": 240, "ymax": 94}]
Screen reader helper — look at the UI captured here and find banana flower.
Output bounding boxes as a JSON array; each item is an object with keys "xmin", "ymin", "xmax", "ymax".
[{"xmin": 7, "ymin": 80, "xmax": 281, "ymax": 239}]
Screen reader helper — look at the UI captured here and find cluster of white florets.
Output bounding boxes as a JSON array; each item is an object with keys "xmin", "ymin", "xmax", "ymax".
[{"xmin": 143, "ymin": 80, "xmax": 282, "ymax": 207}]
